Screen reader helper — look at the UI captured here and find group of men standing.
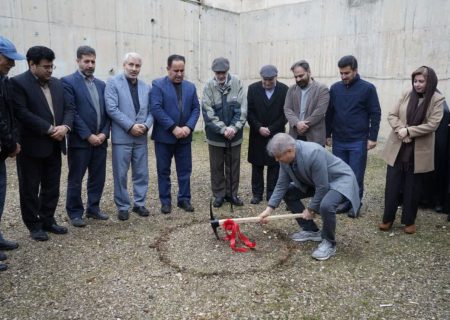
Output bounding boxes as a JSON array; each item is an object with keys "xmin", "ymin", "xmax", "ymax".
[{"xmin": 0, "ymin": 33, "xmax": 382, "ymax": 270}]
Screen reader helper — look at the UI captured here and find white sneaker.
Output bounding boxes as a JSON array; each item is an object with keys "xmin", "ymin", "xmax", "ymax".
[
  {"xmin": 311, "ymin": 239, "xmax": 336, "ymax": 261},
  {"xmin": 290, "ymin": 230, "xmax": 322, "ymax": 242}
]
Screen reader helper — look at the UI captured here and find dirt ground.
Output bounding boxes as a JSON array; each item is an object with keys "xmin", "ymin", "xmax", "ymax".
[{"xmin": 0, "ymin": 131, "xmax": 449, "ymax": 320}]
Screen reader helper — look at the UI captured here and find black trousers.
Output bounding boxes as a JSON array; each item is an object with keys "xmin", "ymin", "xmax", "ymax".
[
  {"xmin": 251, "ymin": 163, "xmax": 279, "ymax": 200},
  {"xmin": 383, "ymin": 161, "xmax": 424, "ymax": 226},
  {"xmin": 16, "ymin": 146, "xmax": 62, "ymax": 231}
]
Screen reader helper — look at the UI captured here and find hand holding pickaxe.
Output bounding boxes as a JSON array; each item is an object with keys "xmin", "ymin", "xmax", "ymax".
[{"xmin": 258, "ymin": 206, "xmax": 314, "ymax": 224}]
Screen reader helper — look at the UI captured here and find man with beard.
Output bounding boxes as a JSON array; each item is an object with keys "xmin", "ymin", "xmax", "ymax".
[
  {"xmin": 62, "ymin": 46, "xmax": 111, "ymax": 227},
  {"xmin": 283, "ymin": 60, "xmax": 330, "ymax": 242},
  {"xmin": 326, "ymin": 55, "xmax": 381, "ymax": 216},
  {"xmin": 284, "ymin": 60, "xmax": 329, "ymax": 146},
  {"xmin": 202, "ymin": 57, "xmax": 247, "ymax": 208}
]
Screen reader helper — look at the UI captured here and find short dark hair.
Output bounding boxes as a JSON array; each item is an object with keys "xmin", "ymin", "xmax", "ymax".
[
  {"xmin": 26, "ymin": 46, "xmax": 55, "ymax": 64},
  {"xmin": 167, "ymin": 54, "xmax": 185, "ymax": 67},
  {"xmin": 338, "ymin": 55, "xmax": 358, "ymax": 70},
  {"xmin": 76, "ymin": 45, "xmax": 96, "ymax": 59},
  {"xmin": 290, "ymin": 60, "xmax": 310, "ymax": 72}
]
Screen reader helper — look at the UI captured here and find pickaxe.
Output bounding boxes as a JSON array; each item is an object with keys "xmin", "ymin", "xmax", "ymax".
[{"xmin": 209, "ymin": 200, "xmax": 306, "ymax": 239}]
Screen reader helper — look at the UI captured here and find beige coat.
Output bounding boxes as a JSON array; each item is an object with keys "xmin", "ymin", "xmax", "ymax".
[
  {"xmin": 284, "ymin": 80, "xmax": 329, "ymax": 145},
  {"xmin": 381, "ymin": 90, "xmax": 445, "ymax": 173}
]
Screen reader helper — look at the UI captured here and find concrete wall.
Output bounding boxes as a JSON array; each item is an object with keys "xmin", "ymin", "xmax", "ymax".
[
  {"xmin": 239, "ymin": 0, "xmax": 450, "ymax": 139},
  {"xmin": 1, "ymin": 0, "xmax": 449, "ymax": 138}
]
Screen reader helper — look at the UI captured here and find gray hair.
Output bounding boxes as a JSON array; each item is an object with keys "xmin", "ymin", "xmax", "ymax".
[
  {"xmin": 290, "ymin": 60, "xmax": 310, "ymax": 72},
  {"xmin": 123, "ymin": 52, "xmax": 142, "ymax": 64},
  {"xmin": 267, "ymin": 133, "xmax": 296, "ymax": 157}
]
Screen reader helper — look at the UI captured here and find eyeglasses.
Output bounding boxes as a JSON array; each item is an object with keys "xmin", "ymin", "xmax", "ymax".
[{"xmin": 37, "ymin": 64, "xmax": 56, "ymax": 71}]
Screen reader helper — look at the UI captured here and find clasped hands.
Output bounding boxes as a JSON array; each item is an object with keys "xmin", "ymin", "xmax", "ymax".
[
  {"xmin": 49, "ymin": 125, "xmax": 69, "ymax": 141},
  {"xmin": 172, "ymin": 126, "xmax": 191, "ymax": 139},
  {"xmin": 224, "ymin": 126, "xmax": 236, "ymax": 140},
  {"xmin": 397, "ymin": 127, "xmax": 412, "ymax": 143},
  {"xmin": 87, "ymin": 133, "xmax": 107, "ymax": 146},
  {"xmin": 296, "ymin": 120, "xmax": 310, "ymax": 135}
]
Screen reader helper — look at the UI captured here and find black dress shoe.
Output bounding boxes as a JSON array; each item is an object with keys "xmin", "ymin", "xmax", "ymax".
[
  {"xmin": 43, "ymin": 224, "xmax": 68, "ymax": 234},
  {"xmin": 177, "ymin": 201, "xmax": 194, "ymax": 212},
  {"xmin": 250, "ymin": 196, "xmax": 262, "ymax": 205},
  {"xmin": 0, "ymin": 238, "xmax": 19, "ymax": 250},
  {"xmin": 225, "ymin": 196, "xmax": 244, "ymax": 206},
  {"xmin": 118, "ymin": 210, "xmax": 129, "ymax": 221},
  {"xmin": 30, "ymin": 229, "xmax": 49, "ymax": 241},
  {"xmin": 86, "ymin": 210, "xmax": 109, "ymax": 220},
  {"xmin": 132, "ymin": 206, "xmax": 150, "ymax": 217},
  {"xmin": 213, "ymin": 197, "xmax": 224, "ymax": 208},
  {"xmin": 0, "ymin": 263, "xmax": 7, "ymax": 271},
  {"xmin": 0, "ymin": 251, "xmax": 6, "ymax": 261},
  {"xmin": 161, "ymin": 204, "xmax": 171, "ymax": 214}
]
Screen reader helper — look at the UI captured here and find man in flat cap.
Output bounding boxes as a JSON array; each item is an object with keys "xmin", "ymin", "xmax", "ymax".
[
  {"xmin": 202, "ymin": 57, "xmax": 247, "ymax": 207},
  {"xmin": 247, "ymin": 65, "xmax": 288, "ymax": 204},
  {"xmin": 0, "ymin": 36, "xmax": 24, "ymax": 271}
]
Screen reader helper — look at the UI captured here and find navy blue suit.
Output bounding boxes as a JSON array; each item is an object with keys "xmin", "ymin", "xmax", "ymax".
[
  {"xmin": 61, "ymin": 71, "xmax": 110, "ymax": 219},
  {"xmin": 150, "ymin": 76, "xmax": 200, "ymax": 206}
]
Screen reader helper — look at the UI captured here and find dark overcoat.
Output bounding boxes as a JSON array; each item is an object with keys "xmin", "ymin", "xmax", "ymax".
[{"xmin": 247, "ymin": 81, "xmax": 288, "ymax": 166}]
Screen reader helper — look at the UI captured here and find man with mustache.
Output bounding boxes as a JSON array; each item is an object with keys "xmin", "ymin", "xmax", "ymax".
[
  {"xmin": 202, "ymin": 57, "xmax": 247, "ymax": 208},
  {"xmin": 62, "ymin": 46, "xmax": 111, "ymax": 227},
  {"xmin": 284, "ymin": 60, "xmax": 329, "ymax": 146},
  {"xmin": 326, "ymin": 55, "xmax": 381, "ymax": 216},
  {"xmin": 105, "ymin": 52, "xmax": 153, "ymax": 221},
  {"xmin": 11, "ymin": 46, "xmax": 75, "ymax": 241},
  {"xmin": 150, "ymin": 54, "xmax": 200, "ymax": 214},
  {"xmin": 283, "ymin": 60, "xmax": 330, "ymax": 243}
]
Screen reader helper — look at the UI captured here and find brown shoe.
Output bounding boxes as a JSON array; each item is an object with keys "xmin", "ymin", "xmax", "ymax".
[
  {"xmin": 379, "ymin": 221, "xmax": 393, "ymax": 231},
  {"xmin": 404, "ymin": 224, "xmax": 416, "ymax": 234}
]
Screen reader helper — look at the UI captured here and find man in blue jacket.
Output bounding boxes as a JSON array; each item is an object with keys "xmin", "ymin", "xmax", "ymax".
[
  {"xmin": 62, "ymin": 46, "xmax": 111, "ymax": 227},
  {"xmin": 326, "ymin": 55, "xmax": 381, "ymax": 216},
  {"xmin": 105, "ymin": 52, "xmax": 153, "ymax": 221},
  {"xmin": 150, "ymin": 54, "xmax": 200, "ymax": 214}
]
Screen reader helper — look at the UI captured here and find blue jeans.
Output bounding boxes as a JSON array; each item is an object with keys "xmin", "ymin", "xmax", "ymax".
[
  {"xmin": 332, "ymin": 139, "xmax": 367, "ymax": 200},
  {"xmin": 0, "ymin": 161, "xmax": 6, "ymax": 220}
]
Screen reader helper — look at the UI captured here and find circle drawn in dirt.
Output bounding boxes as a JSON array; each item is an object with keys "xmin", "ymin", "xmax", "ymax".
[{"xmin": 155, "ymin": 221, "xmax": 296, "ymax": 277}]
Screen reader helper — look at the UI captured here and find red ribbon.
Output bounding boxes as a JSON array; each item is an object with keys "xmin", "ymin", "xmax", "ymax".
[{"xmin": 222, "ymin": 219, "xmax": 256, "ymax": 252}]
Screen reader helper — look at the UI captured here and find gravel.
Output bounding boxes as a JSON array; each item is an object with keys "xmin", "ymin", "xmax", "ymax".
[{"xmin": 0, "ymin": 131, "xmax": 449, "ymax": 319}]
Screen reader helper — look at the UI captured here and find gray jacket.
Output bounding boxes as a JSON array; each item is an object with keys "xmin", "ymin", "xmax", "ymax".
[
  {"xmin": 105, "ymin": 73, "xmax": 153, "ymax": 145},
  {"xmin": 268, "ymin": 141, "xmax": 360, "ymax": 213},
  {"xmin": 284, "ymin": 80, "xmax": 329, "ymax": 146}
]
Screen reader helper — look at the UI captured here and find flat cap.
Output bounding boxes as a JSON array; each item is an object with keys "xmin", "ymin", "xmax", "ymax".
[
  {"xmin": 260, "ymin": 65, "xmax": 278, "ymax": 78},
  {"xmin": 211, "ymin": 57, "xmax": 230, "ymax": 72}
]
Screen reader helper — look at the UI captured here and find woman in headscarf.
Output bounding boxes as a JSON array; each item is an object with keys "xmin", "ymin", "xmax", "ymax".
[{"xmin": 379, "ymin": 66, "xmax": 445, "ymax": 234}]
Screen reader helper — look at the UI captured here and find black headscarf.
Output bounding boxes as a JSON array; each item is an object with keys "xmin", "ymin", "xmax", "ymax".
[{"xmin": 406, "ymin": 66, "xmax": 438, "ymax": 126}]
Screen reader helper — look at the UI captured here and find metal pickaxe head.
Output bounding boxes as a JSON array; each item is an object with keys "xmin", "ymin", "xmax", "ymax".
[{"xmin": 210, "ymin": 198, "xmax": 220, "ymax": 240}]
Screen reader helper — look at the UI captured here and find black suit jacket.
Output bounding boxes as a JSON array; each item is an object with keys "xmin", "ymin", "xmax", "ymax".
[
  {"xmin": 247, "ymin": 81, "xmax": 288, "ymax": 166},
  {"xmin": 11, "ymin": 70, "xmax": 75, "ymax": 157}
]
